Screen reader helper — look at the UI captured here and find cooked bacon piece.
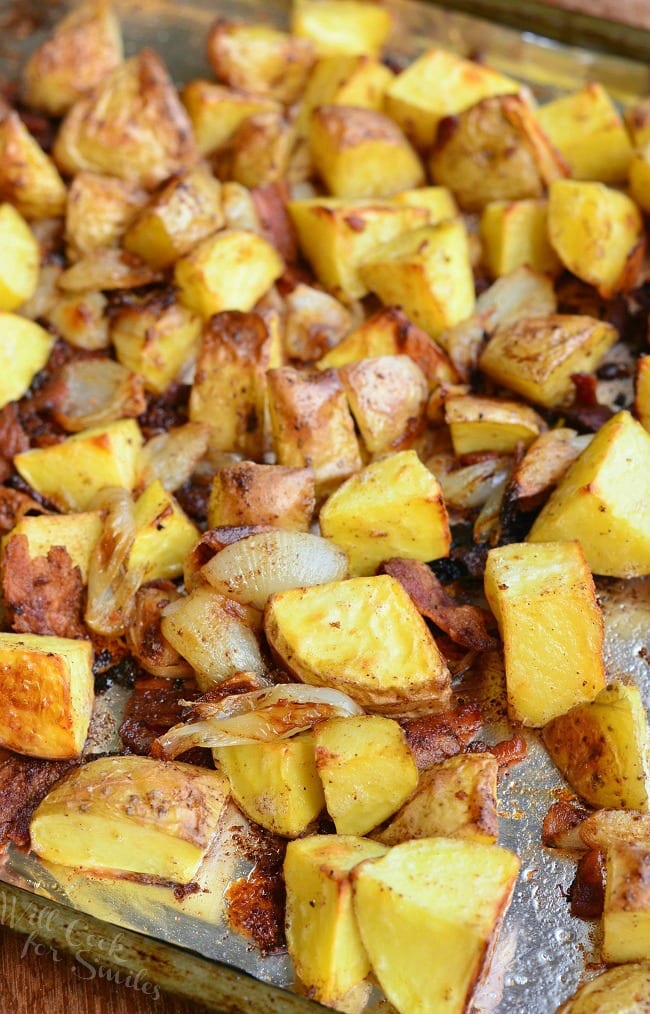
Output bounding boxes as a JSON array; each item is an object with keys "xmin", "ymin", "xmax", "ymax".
[
  {"xmin": 0, "ymin": 403, "xmax": 28, "ymax": 481},
  {"xmin": 541, "ymin": 799, "xmax": 591, "ymax": 848},
  {"xmin": 570, "ymin": 849, "xmax": 605, "ymax": 920},
  {"xmin": 2, "ymin": 533, "xmax": 86, "ymax": 638},
  {"xmin": 119, "ymin": 675, "xmax": 202, "ymax": 756},
  {"xmin": 0, "ymin": 486, "xmax": 46, "ymax": 534},
  {"xmin": 252, "ymin": 181, "xmax": 297, "ymax": 264},
  {"xmin": 470, "ymin": 733, "xmax": 528, "ymax": 772},
  {"xmin": 400, "ymin": 703, "xmax": 482, "ymax": 769},
  {"xmin": 0, "ymin": 752, "xmax": 80, "ymax": 850},
  {"xmin": 382, "ymin": 557, "xmax": 498, "ymax": 651},
  {"xmin": 563, "ymin": 372, "xmax": 614, "ymax": 434},
  {"xmin": 127, "ymin": 583, "xmax": 193, "ymax": 679}
]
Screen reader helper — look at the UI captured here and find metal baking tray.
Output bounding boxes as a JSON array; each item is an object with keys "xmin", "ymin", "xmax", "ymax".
[{"xmin": 1, "ymin": 1, "xmax": 650, "ymax": 1010}]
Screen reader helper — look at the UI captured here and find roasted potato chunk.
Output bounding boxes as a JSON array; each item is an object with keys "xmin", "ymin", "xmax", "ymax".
[
  {"xmin": 123, "ymin": 165, "xmax": 224, "ymax": 268},
  {"xmin": 181, "ymin": 80, "xmax": 281, "ymax": 157},
  {"xmin": 376, "ymin": 753, "xmax": 499, "ymax": 846},
  {"xmin": 543, "ymin": 682, "xmax": 650, "ymax": 811},
  {"xmin": 189, "ymin": 310, "xmax": 280, "ymax": 458},
  {"xmin": 602, "ymin": 845, "xmax": 650, "ymax": 963},
  {"xmin": 0, "ymin": 315, "xmax": 54, "ymax": 411},
  {"xmin": 129, "ymin": 480, "xmax": 199, "ymax": 583},
  {"xmin": 338, "ymin": 355, "xmax": 428, "ymax": 456},
  {"xmin": 284, "ymin": 835, "xmax": 388, "ymax": 1007},
  {"xmin": 314, "ymin": 715, "xmax": 418, "ymax": 835},
  {"xmin": 479, "ymin": 313, "xmax": 618, "ymax": 408},
  {"xmin": 45, "ymin": 290, "xmax": 110, "ymax": 351},
  {"xmin": 637, "ymin": 355, "xmax": 650, "ymax": 433},
  {"xmin": 207, "ymin": 461, "xmax": 316, "ymax": 531},
  {"xmin": 296, "ymin": 53, "xmax": 393, "ymax": 136},
  {"xmin": 291, "ymin": 0, "xmax": 392, "ymax": 58},
  {"xmin": 53, "ymin": 50, "xmax": 198, "ymax": 189},
  {"xmin": 385, "ymin": 47, "xmax": 520, "ymax": 150},
  {"xmin": 21, "ymin": 0, "xmax": 123, "ymax": 117},
  {"xmin": 359, "ymin": 219, "xmax": 475, "ymax": 339},
  {"xmin": 288, "ymin": 197, "xmax": 428, "ymax": 300},
  {"xmin": 65, "ymin": 172, "xmax": 147, "ymax": 258},
  {"xmin": 484, "ymin": 541, "xmax": 606, "ymax": 727},
  {"xmin": 351, "ymin": 838, "xmax": 520, "ymax": 1014},
  {"xmin": 206, "ymin": 19, "xmax": 315, "ymax": 104},
  {"xmin": 479, "ymin": 199, "xmax": 561, "ymax": 278},
  {"xmin": 0, "ymin": 633, "xmax": 93, "ymax": 759},
  {"xmin": 429, "ymin": 94, "xmax": 567, "ymax": 212},
  {"xmin": 0, "ymin": 112, "xmax": 67, "ymax": 220},
  {"xmin": 548, "ymin": 180, "xmax": 644, "ymax": 298},
  {"xmin": 14, "ymin": 419, "xmax": 142, "ymax": 512},
  {"xmin": 319, "ymin": 450, "xmax": 451, "ymax": 576},
  {"xmin": 267, "ymin": 366, "xmax": 362, "ymax": 497},
  {"xmin": 445, "ymin": 394, "xmax": 547, "ymax": 456},
  {"xmin": 528, "ymin": 411, "xmax": 650, "ymax": 577},
  {"xmin": 30, "ymin": 755, "xmax": 230, "ymax": 883},
  {"xmin": 111, "ymin": 289, "xmax": 203, "ymax": 394},
  {"xmin": 264, "ymin": 574, "xmax": 452, "ymax": 715},
  {"xmin": 0, "ymin": 204, "xmax": 39, "ymax": 311},
  {"xmin": 557, "ymin": 964, "xmax": 650, "ymax": 1013},
  {"xmin": 214, "ymin": 734, "xmax": 325, "ymax": 837},
  {"xmin": 309, "ymin": 105, "xmax": 424, "ymax": 199},
  {"xmin": 536, "ymin": 82, "xmax": 634, "ymax": 184},
  {"xmin": 5, "ymin": 511, "xmax": 103, "ymax": 584},
  {"xmin": 174, "ymin": 228, "xmax": 283, "ymax": 318}
]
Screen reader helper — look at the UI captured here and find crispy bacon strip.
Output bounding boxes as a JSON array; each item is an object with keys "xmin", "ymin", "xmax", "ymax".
[
  {"xmin": 400, "ymin": 703, "xmax": 482, "ymax": 769},
  {"xmin": 251, "ymin": 181, "xmax": 297, "ymax": 264},
  {"xmin": 570, "ymin": 849, "xmax": 605, "ymax": 920},
  {"xmin": 2, "ymin": 533, "xmax": 86, "ymax": 638},
  {"xmin": 0, "ymin": 403, "xmax": 28, "ymax": 481},
  {"xmin": 119, "ymin": 676, "xmax": 203, "ymax": 757},
  {"xmin": 0, "ymin": 487, "xmax": 46, "ymax": 534},
  {"xmin": 382, "ymin": 557, "xmax": 498, "ymax": 651},
  {"xmin": 0, "ymin": 753, "xmax": 80, "ymax": 850}
]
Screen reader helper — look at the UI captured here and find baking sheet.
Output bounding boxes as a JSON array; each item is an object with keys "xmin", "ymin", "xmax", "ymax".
[{"xmin": 1, "ymin": 1, "xmax": 650, "ymax": 1011}]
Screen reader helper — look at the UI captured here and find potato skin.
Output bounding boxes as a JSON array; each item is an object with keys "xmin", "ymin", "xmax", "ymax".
[
  {"xmin": 207, "ymin": 460, "xmax": 316, "ymax": 531},
  {"xmin": 54, "ymin": 50, "xmax": 198, "ymax": 189}
]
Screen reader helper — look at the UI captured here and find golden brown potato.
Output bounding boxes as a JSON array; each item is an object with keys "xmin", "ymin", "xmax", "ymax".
[
  {"xmin": 484, "ymin": 540, "xmax": 606, "ymax": 727},
  {"xmin": 296, "ymin": 53, "xmax": 393, "ymax": 136},
  {"xmin": 557, "ymin": 964, "xmax": 650, "ymax": 1013},
  {"xmin": 123, "ymin": 164, "xmax": 224, "ymax": 268},
  {"xmin": 207, "ymin": 461, "xmax": 316, "ymax": 531},
  {"xmin": 0, "ymin": 315, "xmax": 54, "ymax": 411},
  {"xmin": 309, "ymin": 105, "xmax": 424, "ymax": 199},
  {"xmin": 536, "ymin": 82, "xmax": 634, "ymax": 184},
  {"xmin": 0, "ymin": 204, "xmax": 40, "ymax": 312},
  {"xmin": 479, "ymin": 314, "xmax": 618, "ymax": 408},
  {"xmin": 265, "ymin": 574, "xmax": 452, "ymax": 715},
  {"xmin": 111, "ymin": 288, "xmax": 203, "ymax": 394},
  {"xmin": 376, "ymin": 753, "xmax": 499, "ymax": 845},
  {"xmin": 445, "ymin": 394, "xmax": 547, "ymax": 456},
  {"xmin": 56, "ymin": 248, "xmax": 162, "ymax": 292},
  {"xmin": 602, "ymin": 845, "xmax": 650, "ymax": 963},
  {"xmin": 181, "ymin": 79, "xmax": 282, "ymax": 157},
  {"xmin": 637, "ymin": 355, "xmax": 650, "ymax": 434},
  {"xmin": 0, "ymin": 111, "xmax": 67, "ymax": 220},
  {"xmin": 351, "ymin": 839, "xmax": 520, "ymax": 1014},
  {"xmin": 45, "ymin": 290, "xmax": 110, "ymax": 351},
  {"xmin": 29, "ymin": 755, "xmax": 230, "ymax": 883},
  {"xmin": 338, "ymin": 354, "xmax": 428, "ymax": 456},
  {"xmin": 429, "ymin": 94, "xmax": 568, "ymax": 212},
  {"xmin": 543, "ymin": 682, "xmax": 650, "ymax": 811},
  {"xmin": 189, "ymin": 310, "xmax": 280, "ymax": 458},
  {"xmin": 267, "ymin": 366, "xmax": 362, "ymax": 497},
  {"xmin": 548, "ymin": 180, "xmax": 644, "ymax": 298},
  {"xmin": 528, "ymin": 411, "xmax": 650, "ymax": 577},
  {"xmin": 284, "ymin": 835, "xmax": 388, "ymax": 1007},
  {"xmin": 283, "ymin": 283, "xmax": 354, "ymax": 362},
  {"xmin": 206, "ymin": 19, "xmax": 315, "ymax": 105},
  {"xmin": 53, "ymin": 49, "xmax": 198, "ymax": 189},
  {"xmin": 0, "ymin": 633, "xmax": 93, "ymax": 760},
  {"xmin": 479, "ymin": 199, "xmax": 561, "ymax": 279},
  {"xmin": 65, "ymin": 172, "xmax": 148, "ymax": 258},
  {"xmin": 21, "ymin": 0, "xmax": 123, "ymax": 117},
  {"xmin": 319, "ymin": 450, "xmax": 451, "ymax": 576},
  {"xmin": 212, "ymin": 111, "xmax": 298, "ymax": 190},
  {"xmin": 385, "ymin": 47, "xmax": 520, "ymax": 150},
  {"xmin": 291, "ymin": 0, "xmax": 392, "ymax": 58}
]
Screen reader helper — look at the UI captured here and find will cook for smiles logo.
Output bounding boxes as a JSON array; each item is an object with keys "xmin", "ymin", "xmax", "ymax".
[{"xmin": 1, "ymin": 893, "xmax": 161, "ymax": 999}]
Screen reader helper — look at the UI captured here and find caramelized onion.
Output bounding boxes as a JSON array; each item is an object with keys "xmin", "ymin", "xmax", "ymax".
[
  {"xmin": 154, "ymin": 684, "xmax": 363, "ymax": 758},
  {"xmin": 439, "ymin": 458, "xmax": 511, "ymax": 510},
  {"xmin": 53, "ymin": 359, "xmax": 146, "ymax": 432},
  {"xmin": 201, "ymin": 529, "xmax": 348, "ymax": 609},
  {"xmin": 139, "ymin": 422, "xmax": 210, "ymax": 491},
  {"xmin": 84, "ymin": 487, "xmax": 147, "ymax": 636}
]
